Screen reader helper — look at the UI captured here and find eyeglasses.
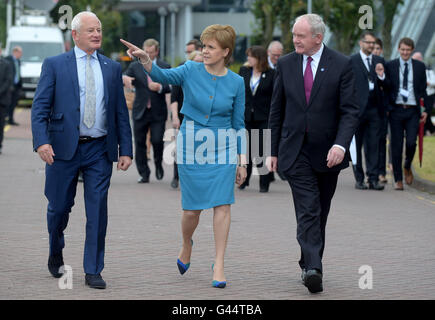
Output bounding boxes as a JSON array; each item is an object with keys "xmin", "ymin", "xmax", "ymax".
[{"xmin": 362, "ymin": 41, "xmax": 376, "ymax": 45}]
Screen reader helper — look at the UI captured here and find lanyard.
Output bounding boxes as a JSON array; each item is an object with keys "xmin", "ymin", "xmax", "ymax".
[{"xmin": 250, "ymin": 70, "xmax": 261, "ymax": 93}]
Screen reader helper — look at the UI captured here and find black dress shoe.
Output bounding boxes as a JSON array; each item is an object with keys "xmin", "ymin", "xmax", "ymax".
[
  {"xmin": 301, "ymin": 268, "xmax": 307, "ymax": 283},
  {"xmin": 155, "ymin": 164, "xmax": 164, "ymax": 180},
  {"xmin": 171, "ymin": 178, "xmax": 179, "ymax": 188},
  {"xmin": 368, "ymin": 181, "xmax": 384, "ymax": 190},
  {"xmin": 138, "ymin": 176, "xmax": 149, "ymax": 183},
  {"xmin": 85, "ymin": 274, "xmax": 106, "ymax": 289},
  {"xmin": 303, "ymin": 269, "xmax": 323, "ymax": 293},
  {"xmin": 48, "ymin": 253, "xmax": 64, "ymax": 278},
  {"xmin": 259, "ymin": 185, "xmax": 269, "ymax": 193},
  {"xmin": 355, "ymin": 181, "xmax": 368, "ymax": 190},
  {"xmin": 238, "ymin": 180, "xmax": 249, "ymax": 190}
]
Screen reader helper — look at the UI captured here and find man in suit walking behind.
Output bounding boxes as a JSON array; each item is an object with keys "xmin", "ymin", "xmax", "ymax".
[
  {"xmin": 0, "ymin": 47, "xmax": 13, "ymax": 154},
  {"xmin": 267, "ymin": 14, "xmax": 359, "ymax": 293},
  {"xmin": 5, "ymin": 46, "xmax": 22, "ymax": 126},
  {"xmin": 31, "ymin": 11, "xmax": 133, "ymax": 289},
  {"xmin": 123, "ymin": 39, "xmax": 171, "ymax": 183},
  {"xmin": 350, "ymin": 31, "xmax": 386, "ymax": 191},
  {"xmin": 385, "ymin": 38, "xmax": 427, "ymax": 190}
]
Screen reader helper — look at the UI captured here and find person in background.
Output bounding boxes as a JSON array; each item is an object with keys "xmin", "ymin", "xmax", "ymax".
[
  {"xmin": 267, "ymin": 41, "xmax": 283, "ymax": 70},
  {"xmin": 385, "ymin": 38, "xmax": 428, "ymax": 190},
  {"xmin": 412, "ymin": 51, "xmax": 435, "ymax": 136},
  {"xmin": 238, "ymin": 45, "xmax": 275, "ymax": 192},
  {"xmin": 0, "ymin": 47, "xmax": 13, "ymax": 154},
  {"xmin": 5, "ymin": 46, "xmax": 22, "ymax": 126},
  {"xmin": 123, "ymin": 38, "xmax": 171, "ymax": 183}
]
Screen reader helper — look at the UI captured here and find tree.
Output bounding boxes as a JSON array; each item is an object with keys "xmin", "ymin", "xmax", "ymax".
[
  {"xmin": 49, "ymin": 0, "xmax": 125, "ymax": 57},
  {"xmin": 314, "ymin": 0, "xmax": 375, "ymax": 55},
  {"xmin": 250, "ymin": 0, "xmax": 279, "ymax": 47},
  {"xmin": 380, "ymin": 0, "xmax": 403, "ymax": 59}
]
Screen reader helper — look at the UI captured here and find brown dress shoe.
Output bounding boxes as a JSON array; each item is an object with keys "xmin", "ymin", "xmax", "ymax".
[
  {"xmin": 404, "ymin": 168, "xmax": 413, "ymax": 185},
  {"xmin": 394, "ymin": 181, "xmax": 404, "ymax": 190}
]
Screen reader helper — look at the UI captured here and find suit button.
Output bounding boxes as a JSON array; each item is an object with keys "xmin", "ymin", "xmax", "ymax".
[
  {"xmin": 209, "ymin": 96, "xmax": 213, "ymax": 99},
  {"xmin": 212, "ymin": 77, "xmax": 216, "ymax": 81},
  {"xmin": 205, "ymin": 115, "xmax": 209, "ymax": 119},
  {"xmin": 251, "ymin": 108, "xmax": 254, "ymax": 112}
]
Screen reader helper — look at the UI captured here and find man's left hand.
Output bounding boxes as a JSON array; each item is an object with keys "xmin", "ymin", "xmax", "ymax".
[
  {"xmin": 420, "ymin": 111, "xmax": 428, "ymax": 124},
  {"xmin": 326, "ymin": 146, "xmax": 345, "ymax": 168},
  {"xmin": 117, "ymin": 156, "xmax": 132, "ymax": 171}
]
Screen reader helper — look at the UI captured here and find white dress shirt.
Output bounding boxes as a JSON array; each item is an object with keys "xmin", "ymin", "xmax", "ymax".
[
  {"xmin": 74, "ymin": 46, "xmax": 107, "ymax": 137},
  {"xmin": 396, "ymin": 57, "xmax": 416, "ymax": 105}
]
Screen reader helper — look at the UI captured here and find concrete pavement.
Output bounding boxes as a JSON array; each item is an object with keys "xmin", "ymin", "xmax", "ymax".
[{"xmin": 1, "ymin": 108, "xmax": 434, "ymax": 300}]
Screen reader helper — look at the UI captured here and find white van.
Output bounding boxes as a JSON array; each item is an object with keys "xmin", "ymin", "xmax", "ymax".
[{"xmin": 5, "ymin": 25, "xmax": 65, "ymax": 99}]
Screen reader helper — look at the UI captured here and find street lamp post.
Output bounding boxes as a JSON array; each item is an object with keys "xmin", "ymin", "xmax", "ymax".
[
  {"xmin": 308, "ymin": 0, "xmax": 312, "ymax": 13},
  {"xmin": 168, "ymin": 2, "xmax": 179, "ymax": 67},
  {"xmin": 158, "ymin": 6, "xmax": 168, "ymax": 59}
]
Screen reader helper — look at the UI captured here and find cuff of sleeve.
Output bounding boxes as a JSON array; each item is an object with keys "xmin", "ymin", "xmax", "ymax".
[{"xmin": 333, "ymin": 144, "xmax": 346, "ymax": 153}]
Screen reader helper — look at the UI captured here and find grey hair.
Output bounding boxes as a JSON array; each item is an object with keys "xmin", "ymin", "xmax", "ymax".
[
  {"xmin": 294, "ymin": 14, "xmax": 326, "ymax": 37},
  {"xmin": 71, "ymin": 11, "xmax": 101, "ymax": 32},
  {"xmin": 268, "ymin": 40, "xmax": 283, "ymax": 51}
]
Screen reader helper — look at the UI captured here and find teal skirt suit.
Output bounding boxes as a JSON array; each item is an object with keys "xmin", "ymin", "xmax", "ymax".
[{"xmin": 148, "ymin": 60, "xmax": 246, "ymax": 210}]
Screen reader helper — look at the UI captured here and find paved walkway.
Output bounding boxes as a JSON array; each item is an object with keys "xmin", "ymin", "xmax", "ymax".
[{"xmin": 1, "ymin": 108, "xmax": 434, "ymax": 300}]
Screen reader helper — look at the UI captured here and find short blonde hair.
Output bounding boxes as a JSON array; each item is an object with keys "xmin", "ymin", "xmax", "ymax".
[
  {"xmin": 188, "ymin": 50, "xmax": 202, "ymax": 61},
  {"xmin": 200, "ymin": 24, "xmax": 236, "ymax": 65},
  {"xmin": 143, "ymin": 38, "xmax": 159, "ymax": 50}
]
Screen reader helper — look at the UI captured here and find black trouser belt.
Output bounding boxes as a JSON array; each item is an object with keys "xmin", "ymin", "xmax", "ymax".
[
  {"xmin": 79, "ymin": 135, "xmax": 106, "ymax": 144},
  {"xmin": 396, "ymin": 104, "xmax": 416, "ymax": 109}
]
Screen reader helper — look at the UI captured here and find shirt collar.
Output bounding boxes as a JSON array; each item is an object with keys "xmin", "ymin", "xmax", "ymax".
[
  {"xmin": 304, "ymin": 43, "xmax": 324, "ymax": 64},
  {"xmin": 399, "ymin": 56, "xmax": 411, "ymax": 67},
  {"xmin": 74, "ymin": 46, "xmax": 98, "ymax": 60},
  {"xmin": 359, "ymin": 50, "xmax": 372, "ymax": 61}
]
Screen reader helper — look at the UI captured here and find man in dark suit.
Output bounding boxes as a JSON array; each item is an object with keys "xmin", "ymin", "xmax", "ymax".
[
  {"xmin": 350, "ymin": 31, "xmax": 386, "ymax": 191},
  {"xmin": 0, "ymin": 48, "xmax": 13, "ymax": 154},
  {"xmin": 123, "ymin": 38, "xmax": 171, "ymax": 183},
  {"xmin": 267, "ymin": 14, "xmax": 359, "ymax": 293},
  {"xmin": 31, "ymin": 12, "xmax": 133, "ymax": 289},
  {"xmin": 5, "ymin": 46, "xmax": 22, "ymax": 126},
  {"xmin": 385, "ymin": 37, "xmax": 427, "ymax": 190}
]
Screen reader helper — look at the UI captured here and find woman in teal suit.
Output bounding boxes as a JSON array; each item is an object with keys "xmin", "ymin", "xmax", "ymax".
[{"xmin": 121, "ymin": 24, "xmax": 247, "ymax": 288}]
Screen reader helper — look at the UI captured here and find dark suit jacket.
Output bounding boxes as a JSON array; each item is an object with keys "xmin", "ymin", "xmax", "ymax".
[
  {"xmin": 0, "ymin": 58, "xmax": 13, "ymax": 107},
  {"xmin": 31, "ymin": 49, "xmax": 133, "ymax": 162},
  {"xmin": 5, "ymin": 55, "xmax": 22, "ymax": 89},
  {"xmin": 269, "ymin": 45, "xmax": 359, "ymax": 173},
  {"xmin": 125, "ymin": 59, "xmax": 171, "ymax": 122},
  {"xmin": 350, "ymin": 53, "xmax": 386, "ymax": 117},
  {"xmin": 239, "ymin": 66, "xmax": 275, "ymax": 122},
  {"xmin": 385, "ymin": 58, "xmax": 427, "ymax": 113}
]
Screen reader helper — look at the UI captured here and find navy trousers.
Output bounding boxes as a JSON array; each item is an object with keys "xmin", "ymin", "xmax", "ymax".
[{"xmin": 45, "ymin": 137, "xmax": 112, "ymax": 275}]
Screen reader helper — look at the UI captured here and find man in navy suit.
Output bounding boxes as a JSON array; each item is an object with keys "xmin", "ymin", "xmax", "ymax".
[
  {"xmin": 268, "ymin": 14, "xmax": 359, "ymax": 293},
  {"xmin": 350, "ymin": 31, "xmax": 386, "ymax": 191},
  {"xmin": 31, "ymin": 12, "xmax": 133, "ymax": 289},
  {"xmin": 384, "ymin": 38, "xmax": 427, "ymax": 190}
]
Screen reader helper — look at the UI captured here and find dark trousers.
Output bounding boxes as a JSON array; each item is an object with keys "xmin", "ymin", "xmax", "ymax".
[
  {"xmin": 7, "ymin": 86, "xmax": 20, "ymax": 123},
  {"xmin": 0, "ymin": 104, "xmax": 6, "ymax": 149},
  {"xmin": 245, "ymin": 120, "xmax": 273, "ymax": 189},
  {"xmin": 424, "ymin": 94, "xmax": 434, "ymax": 133},
  {"xmin": 283, "ymin": 142, "xmax": 339, "ymax": 273},
  {"xmin": 133, "ymin": 119, "xmax": 165, "ymax": 179},
  {"xmin": 389, "ymin": 106, "xmax": 420, "ymax": 182},
  {"xmin": 378, "ymin": 115, "xmax": 389, "ymax": 176},
  {"xmin": 45, "ymin": 137, "xmax": 112, "ymax": 275},
  {"xmin": 353, "ymin": 106, "xmax": 382, "ymax": 183}
]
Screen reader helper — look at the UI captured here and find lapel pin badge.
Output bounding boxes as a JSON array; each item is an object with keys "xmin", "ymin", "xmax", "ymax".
[
  {"xmin": 320, "ymin": 68, "xmax": 325, "ymax": 72},
  {"xmin": 262, "ymin": 73, "xmax": 266, "ymax": 78}
]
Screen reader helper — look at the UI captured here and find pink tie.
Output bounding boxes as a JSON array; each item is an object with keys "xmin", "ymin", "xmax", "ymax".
[{"xmin": 304, "ymin": 56, "xmax": 313, "ymax": 104}]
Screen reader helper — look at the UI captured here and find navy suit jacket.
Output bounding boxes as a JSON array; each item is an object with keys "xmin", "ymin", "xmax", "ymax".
[
  {"xmin": 269, "ymin": 45, "xmax": 359, "ymax": 173},
  {"xmin": 385, "ymin": 58, "xmax": 427, "ymax": 113},
  {"xmin": 31, "ymin": 49, "xmax": 133, "ymax": 162},
  {"xmin": 350, "ymin": 53, "xmax": 386, "ymax": 117}
]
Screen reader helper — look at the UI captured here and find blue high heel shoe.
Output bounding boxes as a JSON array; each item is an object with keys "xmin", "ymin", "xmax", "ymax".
[
  {"xmin": 211, "ymin": 264, "xmax": 227, "ymax": 288},
  {"xmin": 177, "ymin": 239, "xmax": 193, "ymax": 275}
]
